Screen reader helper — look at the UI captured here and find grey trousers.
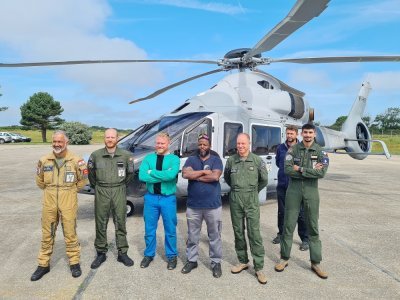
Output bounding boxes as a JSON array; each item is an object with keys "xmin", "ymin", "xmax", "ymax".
[{"xmin": 186, "ymin": 206, "xmax": 222, "ymax": 266}]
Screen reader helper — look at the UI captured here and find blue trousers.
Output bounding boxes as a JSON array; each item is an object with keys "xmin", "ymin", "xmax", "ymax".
[{"xmin": 143, "ymin": 193, "xmax": 177, "ymax": 259}]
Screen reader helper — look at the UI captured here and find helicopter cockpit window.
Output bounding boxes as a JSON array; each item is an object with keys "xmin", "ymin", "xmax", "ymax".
[
  {"xmin": 119, "ymin": 112, "xmax": 211, "ymax": 155},
  {"xmin": 251, "ymin": 125, "xmax": 281, "ymax": 155},
  {"xmin": 223, "ymin": 122, "xmax": 243, "ymax": 157},
  {"xmin": 257, "ymin": 80, "xmax": 270, "ymax": 89},
  {"xmin": 181, "ymin": 118, "xmax": 212, "ymax": 158}
]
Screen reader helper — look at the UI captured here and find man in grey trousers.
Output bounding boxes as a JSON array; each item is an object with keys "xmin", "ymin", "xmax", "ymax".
[{"xmin": 181, "ymin": 133, "xmax": 223, "ymax": 278}]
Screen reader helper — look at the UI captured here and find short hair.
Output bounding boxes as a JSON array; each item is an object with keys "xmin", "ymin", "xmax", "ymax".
[
  {"xmin": 301, "ymin": 123, "xmax": 316, "ymax": 131},
  {"xmin": 52, "ymin": 130, "xmax": 69, "ymax": 142},
  {"xmin": 157, "ymin": 132, "xmax": 170, "ymax": 141},
  {"xmin": 105, "ymin": 128, "xmax": 118, "ymax": 137},
  {"xmin": 286, "ymin": 125, "xmax": 298, "ymax": 133},
  {"xmin": 237, "ymin": 133, "xmax": 250, "ymax": 142}
]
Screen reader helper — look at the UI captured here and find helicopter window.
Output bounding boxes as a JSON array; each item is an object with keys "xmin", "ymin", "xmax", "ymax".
[
  {"xmin": 223, "ymin": 122, "xmax": 243, "ymax": 157},
  {"xmin": 257, "ymin": 80, "xmax": 270, "ymax": 89},
  {"xmin": 181, "ymin": 118, "xmax": 212, "ymax": 158},
  {"xmin": 251, "ymin": 125, "xmax": 281, "ymax": 155}
]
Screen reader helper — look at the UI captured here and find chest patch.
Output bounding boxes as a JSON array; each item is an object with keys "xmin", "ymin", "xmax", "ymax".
[
  {"xmin": 65, "ymin": 172, "xmax": 75, "ymax": 183},
  {"xmin": 43, "ymin": 165, "xmax": 53, "ymax": 172}
]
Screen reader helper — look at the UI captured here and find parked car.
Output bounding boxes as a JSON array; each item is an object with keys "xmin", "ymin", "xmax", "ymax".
[
  {"xmin": 8, "ymin": 133, "xmax": 23, "ymax": 143},
  {"xmin": 15, "ymin": 133, "xmax": 32, "ymax": 142},
  {"xmin": 0, "ymin": 132, "xmax": 13, "ymax": 144}
]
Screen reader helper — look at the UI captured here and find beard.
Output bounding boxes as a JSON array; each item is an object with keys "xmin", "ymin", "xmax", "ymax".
[
  {"xmin": 199, "ymin": 149, "xmax": 210, "ymax": 158},
  {"xmin": 53, "ymin": 144, "xmax": 67, "ymax": 154}
]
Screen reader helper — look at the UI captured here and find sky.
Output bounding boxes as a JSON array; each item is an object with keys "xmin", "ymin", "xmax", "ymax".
[{"xmin": 0, "ymin": 0, "xmax": 399, "ymax": 129}]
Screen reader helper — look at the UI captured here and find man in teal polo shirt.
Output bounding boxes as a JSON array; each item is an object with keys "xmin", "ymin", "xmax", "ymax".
[{"xmin": 139, "ymin": 132, "xmax": 180, "ymax": 270}]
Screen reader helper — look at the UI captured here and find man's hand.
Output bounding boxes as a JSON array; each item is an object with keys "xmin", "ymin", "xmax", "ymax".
[
  {"xmin": 293, "ymin": 165, "xmax": 300, "ymax": 172},
  {"xmin": 314, "ymin": 163, "xmax": 323, "ymax": 170}
]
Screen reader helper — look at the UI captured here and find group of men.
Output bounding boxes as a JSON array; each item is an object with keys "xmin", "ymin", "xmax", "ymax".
[{"xmin": 31, "ymin": 123, "xmax": 329, "ymax": 285}]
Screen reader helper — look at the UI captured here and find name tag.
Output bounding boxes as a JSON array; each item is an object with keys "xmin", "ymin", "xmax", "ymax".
[{"xmin": 65, "ymin": 172, "xmax": 75, "ymax": 183}]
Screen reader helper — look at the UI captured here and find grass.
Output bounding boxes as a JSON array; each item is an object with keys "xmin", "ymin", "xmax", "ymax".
[{"xmin": 371, "ymin": 134, "xmax": 400, "ymax": 155}]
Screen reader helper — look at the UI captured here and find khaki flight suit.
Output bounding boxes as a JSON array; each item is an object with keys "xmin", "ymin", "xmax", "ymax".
[
  {"xmin": 36, "ymin": 151, "xmax": 88, "ymax": 267},
  {"xmin": 281, "ymin": 141, "xmax": 329, "ymax": 264},
  {"xmin": 224, "ymin": 153, "xmax": 268, "ymax": 271}
]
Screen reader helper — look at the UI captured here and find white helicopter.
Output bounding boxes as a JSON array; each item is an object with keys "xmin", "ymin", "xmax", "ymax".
[{"xmin": 1, "ymin": 0, "xmax": 397, "ymax": 216}]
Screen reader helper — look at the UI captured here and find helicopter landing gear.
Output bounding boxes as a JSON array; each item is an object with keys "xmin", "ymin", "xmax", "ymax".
[{"xmin": 126, "ymin": 200, "xmax": 134, "ymax": 217}]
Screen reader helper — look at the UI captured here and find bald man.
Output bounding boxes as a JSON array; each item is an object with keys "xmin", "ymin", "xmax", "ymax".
[{"xmin": 88, "ymin": 128, "xmax": 135, "ymax": 269}]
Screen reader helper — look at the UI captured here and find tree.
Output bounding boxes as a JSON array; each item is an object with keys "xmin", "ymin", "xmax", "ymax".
[
  {"xmin": 0, "ymin": 85, "xmax": 8, "ymax": 112},
  {"xmin": 328, "ymin": 115, "xmax": 372, "ymax": 131},
  {"xmin": 20, "ymin": 92, "xmax": 64, "ymax": 142},
  {"xmin": 373, "ymin": 107, "xmax": 400, "ymax": 131},
  {"xmin": 60, "ymin": 121, "xmax": 92, "ymax": 145}
]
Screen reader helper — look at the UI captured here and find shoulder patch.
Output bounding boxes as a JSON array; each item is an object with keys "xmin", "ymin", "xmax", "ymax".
[{"xmin": 285, "ymin": 154, "xmax": 293, "ymax": 161}]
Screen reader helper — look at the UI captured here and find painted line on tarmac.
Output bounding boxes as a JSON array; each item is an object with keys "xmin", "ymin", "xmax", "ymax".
[
  {"xmin": 333, "ymin": 236, "xmax": 400, "ymax": 283},
  {"xmin": 73, "ymin": 269, "xmax": 97, "ymax": 300}
]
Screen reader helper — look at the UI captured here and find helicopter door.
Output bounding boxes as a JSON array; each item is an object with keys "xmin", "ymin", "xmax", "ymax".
[{"xmin": 251, "ymin": 124, "xmax": 281, "ymax": 202}]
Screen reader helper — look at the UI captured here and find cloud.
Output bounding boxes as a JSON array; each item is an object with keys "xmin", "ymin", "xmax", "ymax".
[
  {"xmin": 287, "ymin": 68, "xmax": 332, "ymax": 88},
  {"xmin": 364, "ymin": 71, "xmax": 400, "ymax": 92},
  {"xmin": 0, "ymin": 0, "xmax": 163, "ymax": 98},
  {"xmin": 141, "ymin": 0, "xmax": 247, "ymax": 15}
]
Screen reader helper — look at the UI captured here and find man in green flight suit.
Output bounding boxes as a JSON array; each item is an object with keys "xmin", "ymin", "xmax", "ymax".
[
  {"xmin": 275, "ymin": 123, "xmax": 329, "ymax": 279},
  {"xmin": 224, "ymin": 133, "xmax": 269, "ymax": 285},
  {"xmin": 88, "ymin": 128, "xmax": 135, "ymax": 269}
]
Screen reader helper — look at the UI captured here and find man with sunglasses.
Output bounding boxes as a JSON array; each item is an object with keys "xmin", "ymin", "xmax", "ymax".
[{"xmin": 181, "ymin": 133, "xmax": 223, "ymax": 278}]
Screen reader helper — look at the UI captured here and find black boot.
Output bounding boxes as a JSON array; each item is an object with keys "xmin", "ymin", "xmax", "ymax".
[
  {"xmin": 117, "ymin": 253, "xmax": 134, "ymax": 267},
  {"xmin": 31, "ymin": 266, "xmax": 50, "ymax": 281},
  {"xmin": 70, "ymin": 263, "xmax": 82, "ymax": 278},
  {"xmin": 91, "ymin": 253, "xmax": 106, "ymax": 269}
]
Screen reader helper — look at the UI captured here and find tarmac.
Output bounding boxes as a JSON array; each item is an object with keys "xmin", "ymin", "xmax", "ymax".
[{"xmin": 0, "ymin": 144, "xmax": 399, "ymax": 299}]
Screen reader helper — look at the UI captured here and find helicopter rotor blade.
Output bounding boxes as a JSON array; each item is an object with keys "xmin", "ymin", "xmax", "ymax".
[
  {"xmin": 129, "ymin": 69, "xmax": 224, "ymax": 104},
  {"xmin": 270, "ymin": 55, "xmax": 400, "ymax": 64},
  {"xmin": 244, "ymin": 0, "xmax": 330, "ymax": 60},
  {"xmin": 253, "ymin": 69, "xmax": 305, "ymax": 97},
  {"xmin": 0, "ymin": 59, "xmax": 219, "ymax": 68}
]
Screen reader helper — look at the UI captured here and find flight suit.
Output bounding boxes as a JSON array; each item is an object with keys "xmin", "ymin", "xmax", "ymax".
[
  {"xmin": 88, "ymin": 148, "xmax": 134, "ymax": 254},
  {"xmin": 35, "ymin": 151, "xmax": 88, "ymax": 267},
  {"xmin": 224, "ymin": 153, "xmax": 268, "ymax": 271},
  {"xmin": 281, "ymin": 141, "xmax": 329, "ymax": 264}
]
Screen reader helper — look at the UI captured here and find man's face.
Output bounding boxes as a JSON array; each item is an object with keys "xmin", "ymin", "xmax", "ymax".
[
  {"xmin": 104, "ymin": 129, "xmax": 118, "ymax": 149},
  {"xmin": 236, "ymin": 134, "xmax": 250, "ymax": 157},
  {"xmin": 301, "ymin": 128, "xmax": 316, "ymax": 143},
  {"xmin": 52, "ymin": 134, "xmax": 68, "ymax": 155},
  {"xmin": 155, "ymin": 136, "xmax": 169, "ymax": 155},
  {"xmin": 198, "ymin": 138, "xmax": 210, "ymax": 158},
  {"xmin": 286, "ymin": 129, "xmax": 297, "ymax": 143}
]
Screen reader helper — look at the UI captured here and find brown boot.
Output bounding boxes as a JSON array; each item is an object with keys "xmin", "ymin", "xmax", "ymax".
[
  {"xmin": 274, "ymin": 259, "xmax": 289, "ymax": 272},
  {"xmin": 255, "ymin": 271, "xmax": 268, "ymax": 284},
  {"xmin": 311, "ymin": 264, "xmax": 328, "ymax": 279},
  {"xmin": 231, "ymin": 263, "xmax": 249, "ymax": 274}
]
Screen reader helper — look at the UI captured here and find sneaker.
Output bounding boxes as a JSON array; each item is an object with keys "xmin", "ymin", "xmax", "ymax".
[
  {"xmin": 140, "ymin": 256, "xmax": 153, "ymax": 268},
  {"xmin": 117, "ymin": 253, "xmax": 134, "ymax": 267},
  {"xmin": 272, "ymin": 235, "xmax": 281, "ymax": 244},
  {"xmin": 181, "ymin": 261, "xmax": 198, "ymax": 274},
  {"xmin": 274, "ymin": 259, "xmax": 289, "ymax": 272},
  {"xmin": 311, "ymin": 263, "xmax": 328, "ymax": 279},
  {"xmin": 30, "ymin": 266, "xmax": 50, "ymax": 281},
  {"xmin": 255, "ymin": 270, "xmax": 268, "ymax": 284},
  {"xmin": 212, "ymin": 263, "xmax": 222, "ymax": 278},
  {"xmin": 299, "ymin": 240, "xmax": 309, "ymax": 251},
  {"xmin": 231, "ymin": 263, "xmax": 248, "ymax": 274},
  {"xmin": 91, "ymin": 253, "xmax": 107, "ymax": 269},
  {"xmin": 167, "ymin": 257, "xmax": 177, "ymax": 270},
  {"xmin": 70, "ymin": 263, "xmax": 82, "ymax": 278}
]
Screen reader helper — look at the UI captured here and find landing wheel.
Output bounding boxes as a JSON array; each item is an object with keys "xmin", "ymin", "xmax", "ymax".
[{"xmin": 126, "ymin": 200, "xmax": 134, "ymax": 217}]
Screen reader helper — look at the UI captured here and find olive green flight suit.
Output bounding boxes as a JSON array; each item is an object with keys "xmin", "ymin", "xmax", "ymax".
[
  {"xmin": 224, "ymin": 153, "xmax": 268, "ymax": 271},
  {"xmin": 36, "ymin": 151, "xmax": 88, "ymax": 267},
  {"xmin": 281, "ymin": 141, "xmax": 329, "ymax": 264},
  {"xmin": 88, "ymin": 147, "xmax": 134, "ymax": 254}
]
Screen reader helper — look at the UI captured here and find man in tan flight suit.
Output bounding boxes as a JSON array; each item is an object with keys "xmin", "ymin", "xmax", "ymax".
[{"xmin": 31, "ymin": 130, "xmax": 88, "ymax": 281}]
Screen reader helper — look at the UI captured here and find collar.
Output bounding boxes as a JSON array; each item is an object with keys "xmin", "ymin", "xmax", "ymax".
[
  {"xmin": 102, "ymin": 147, "xmax": 123, "ymax": 157},
  {"xmin": 299, "ymin": 141, "xmax": 318, "ymax": 151},
  {"xmin": 47, "ymin": 150, "xmax": 73, "ymax": 161},
  {"xmin": 234, "ymin": 153, "xmax": 254, "ymax": 163}
]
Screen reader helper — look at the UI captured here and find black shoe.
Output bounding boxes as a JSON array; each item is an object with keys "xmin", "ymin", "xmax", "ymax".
[
  {"xmin": 30, "ymin": 266, "xmax": 50, "ymax": 281},
  {"xmin": 140, "ymin": 256, "xmax": 153, "ymax": 268},
  {"xmin": 272, "ymin": 235, "xmax": 281, "ymax": 244},
  {"xmin": 70, "ymin": 263, "xmax": 82, "ymax": 278},
  {"xmin": 300, "ymin": 240, "xmax": 309, "ymax": 251},
  {"xmin": 91, "ymin": 253, "xmax": 106, "ymax": 269},
  {"xmin": 212, "ymin": 263, "xmax": 222, "ymax": 278},
  {"xmin": 181, "ymin": 261, "xmax": 198, "ymax": 274},
  {"xmin": 167, "ymin": 257, "xmax": 177, "ymax": 270},
  {"xmin": 117, "ymin": 253, "xmax": 134, "ymax": 267}
]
